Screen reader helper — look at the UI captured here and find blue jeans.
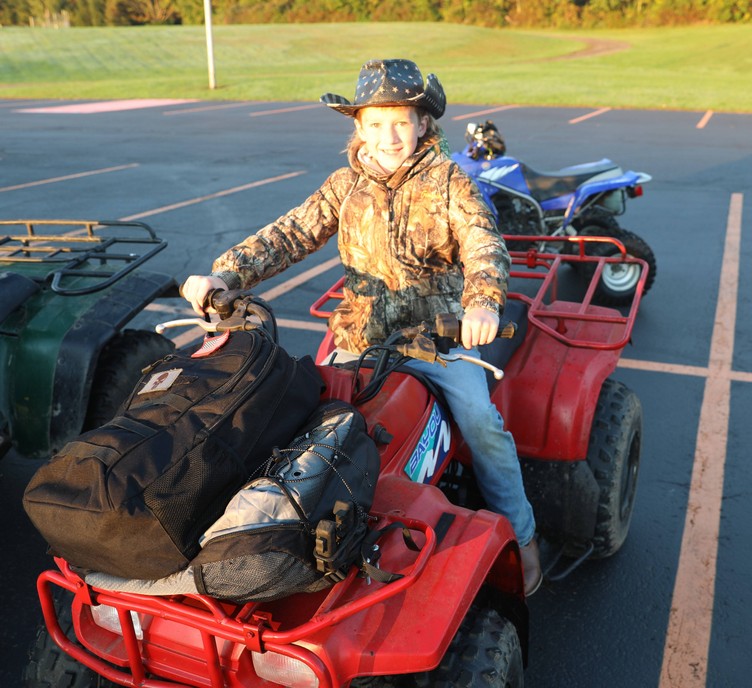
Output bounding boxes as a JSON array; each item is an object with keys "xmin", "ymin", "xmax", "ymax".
[{"xmin": 332, "ymin": 348, "xmax": 536, "ymax": 546}]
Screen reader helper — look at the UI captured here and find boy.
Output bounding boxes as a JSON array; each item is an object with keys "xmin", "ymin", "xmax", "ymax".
[{"xmin": 182, "ymin": 58, "xmax": 541, "ymax": 595}]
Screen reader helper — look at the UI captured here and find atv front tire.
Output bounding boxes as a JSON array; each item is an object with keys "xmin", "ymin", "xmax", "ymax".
[
  {"xmin": 586, "ymin": 378, "xmax": 643, "ymax": 558},
  {"xmin": 84, "ymin": 329, "xmax": 174, "ymax": 429}
]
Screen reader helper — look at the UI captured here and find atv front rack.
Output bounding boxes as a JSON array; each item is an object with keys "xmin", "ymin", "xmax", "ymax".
[
  {"xmin": 37, "ymin": 513, "xmax": 436, "ymax": 688},
  {"xmin": 0, "ymin": 219, "xmax": 167, "ymax": 295},
  {"xmin": 310, "ymin": 235, "xmax": 646, "ymax": 351}
]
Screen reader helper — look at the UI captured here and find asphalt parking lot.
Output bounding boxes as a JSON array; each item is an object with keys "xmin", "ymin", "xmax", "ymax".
[{"xmin": 1, "ymin": 97, "xmax": 751, "ymax": 687}]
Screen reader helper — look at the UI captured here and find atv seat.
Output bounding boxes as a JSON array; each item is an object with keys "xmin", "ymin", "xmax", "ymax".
[
  {"xmin": 521, "ymin": 160, "xmax": 621, "ymax": 203},
  {"xmin": 0, "ymin": 272, "xmax": 41, "ymax": 323},
  {"xmin": 479, "ymin": 298, "xmax": 528, "ymax": 390}
]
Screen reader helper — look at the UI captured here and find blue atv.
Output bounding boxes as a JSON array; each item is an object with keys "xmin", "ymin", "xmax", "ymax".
[{"xmin": 453, "ymin": 121, "xmax": 657, "ymax": 306}]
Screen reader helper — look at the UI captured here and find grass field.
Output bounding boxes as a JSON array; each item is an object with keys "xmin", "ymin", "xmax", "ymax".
[{"xmin": 1, "ymin": 22, "xmax": 750, "ymax": 112}]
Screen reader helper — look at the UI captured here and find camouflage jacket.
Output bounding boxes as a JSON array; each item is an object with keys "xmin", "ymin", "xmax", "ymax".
[{"xmin": 212, "ymin": 135, "xmax": 510, "ymax": 353}]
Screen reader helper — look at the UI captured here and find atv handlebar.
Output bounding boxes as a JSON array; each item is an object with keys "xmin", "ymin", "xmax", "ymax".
[
  {"xmin": 387, "ymin": 315, "xmax": 515, "ymax": 381},
  {"xmin": 158, "ymin": 288, "xmax": 278, "ymax": 341},
  {"xmin": 158, "ymin": 288, "xmax": 514, "ymax": 379}
]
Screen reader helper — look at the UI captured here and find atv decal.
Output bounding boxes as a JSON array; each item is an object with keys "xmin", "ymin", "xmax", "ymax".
[{"xmin": 405, "ymin": 401, "xmax": 451, "ymax": 484}]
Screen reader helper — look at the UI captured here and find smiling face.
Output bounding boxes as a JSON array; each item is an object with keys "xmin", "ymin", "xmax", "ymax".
[{"xmin": 354, "ymin": 106, "xmax": 428, "ymax": 173}]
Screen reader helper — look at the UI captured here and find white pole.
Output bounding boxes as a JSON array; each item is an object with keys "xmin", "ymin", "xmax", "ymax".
[{"xmin": 203, "ymin": 0, "xmax": 216, "ymax": 90}]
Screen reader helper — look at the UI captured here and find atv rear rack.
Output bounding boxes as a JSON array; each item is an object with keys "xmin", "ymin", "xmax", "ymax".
[
  {"xmin": 310, "ymin": 235, "xmax": 646, "ymax": 351},
  {"xmin": 0, "ymin": 219, "xmax": 167, "ymax": 295},
  {"xmin": 37, "ymin": 513, "xmax": 436, "ymax": 688}
]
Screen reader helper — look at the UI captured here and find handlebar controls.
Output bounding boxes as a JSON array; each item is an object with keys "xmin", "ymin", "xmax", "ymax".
[
  {"xmin": 439, "ymin": 353, "xmax": 504, "ymax": 380},
  {"xmin": 158, "ymin": 290, "xmax": 279, "ymax": 343}
]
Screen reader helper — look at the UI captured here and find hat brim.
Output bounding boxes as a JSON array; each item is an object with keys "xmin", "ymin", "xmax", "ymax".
[
  {"xmin": 319, "ymin": 93, "xmax": 360, "ymax": 117},
  {"xmin": 320, "ymin": 73, "xmax": 446, "ymax": 119}
]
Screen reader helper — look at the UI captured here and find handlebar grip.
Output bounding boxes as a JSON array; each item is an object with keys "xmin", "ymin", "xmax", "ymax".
[
  {"xmin": 434, "ymin": 313, "xmax": 517, "ymax": 343},
  {"xmin": 498, "ymin": 320, "xmax": 517, "ymax": 339},
  {"xmin": 178, "ymin": 280, "xmax": 228, "ymax": 312}
]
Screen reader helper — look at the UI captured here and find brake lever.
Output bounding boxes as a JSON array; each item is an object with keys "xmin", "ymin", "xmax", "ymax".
[
  {"xmin": 155, "ymin": 316, "xmax": 253, "ymax": 334},
  {"xmin": 156, "ymin": 318, "xmax": 217, "ymax": 334},
  {"xmin": 438, "ymin": 352, "xmax": 504, "ymax": 380}
]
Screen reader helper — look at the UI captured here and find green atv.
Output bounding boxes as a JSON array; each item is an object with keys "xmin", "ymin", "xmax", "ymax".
[{"xmin": 0, "ymin": 220, "xmax": 177, "ymax": 460}]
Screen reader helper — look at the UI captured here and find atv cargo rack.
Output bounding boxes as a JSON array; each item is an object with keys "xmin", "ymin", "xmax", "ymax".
[
  {"xmin": 0, "ymin": 219, "xmax": 167, "ymax": 296},
  {"xmin": 310, "ymin": 235, "xmax": 647, "ymax": 352},
  {"xmin": 37, "ymin": 512, "xmax": 437, "ymax": 688}
]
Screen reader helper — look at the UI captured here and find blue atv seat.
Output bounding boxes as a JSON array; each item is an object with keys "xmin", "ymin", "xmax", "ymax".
[
  {"xmin": 0, "ymin": 272, "xmax": 41, "ymax": 323},
  {"xmin": 521, "ymin": 161, "xmax": 620, "ymax": 203}
]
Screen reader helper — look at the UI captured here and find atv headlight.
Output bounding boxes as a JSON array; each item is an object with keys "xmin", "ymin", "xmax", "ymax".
[
  {"xmin": 251, "ymin": 650, "xmax": 319, "ymax": 687},
  {"xmin": 91, "ymin": 603, "xmax": 143, "ymax": 640}
]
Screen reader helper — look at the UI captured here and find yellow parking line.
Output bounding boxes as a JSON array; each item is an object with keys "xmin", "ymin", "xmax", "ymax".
[
  {"xmin": 696, "ymin": 110, "xmax": 714, "ymax": 129},
  {"xmin": 451, "ymin": 105, "xmax": 520, "ymax": 121},
  {"xmin": 569, "ymin": 107, "xmax": 611, "ymax": 124},
  {"xmin": 659, "ymin": 192, "xmax": 743, "ymax": 688},
  {"xmin": 249, "ymin": 104, "xmax": 320, "ymax": 117}
]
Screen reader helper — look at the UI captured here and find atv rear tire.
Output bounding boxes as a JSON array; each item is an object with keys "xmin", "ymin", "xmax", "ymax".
[
  {"xmin": 352, "ymin": 605, "xmax": 523, "ymax": 687},
  {"xmin": 24, "ymin": 590, "xmax": 117, "ymax": 688},
  {"xmin": 423, "ymin": 606, "xmax": 523, "ymax": 687},
  {"xmin": 574, "ymin": 217, "xmax": 657, "ymax": 306},
  {"xmin": 586, "ymin": 378, "xmax": 643, "ymax": 558},
  {"xmin": 493, "ymin": 192, "xmax": 543, "ymax": 251},
  {"xmin": 84, "ymin": 329, "xmax": 174, "ymax": 429}
]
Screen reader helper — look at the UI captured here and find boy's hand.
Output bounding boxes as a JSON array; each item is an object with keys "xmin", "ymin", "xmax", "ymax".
[
  {"xmin": 181, "ymin": 275, "xmax": 228, "ymax": 316},
  {"xmin": 461, "ymin": 307, "xmax": 499, "ymax": 349}
]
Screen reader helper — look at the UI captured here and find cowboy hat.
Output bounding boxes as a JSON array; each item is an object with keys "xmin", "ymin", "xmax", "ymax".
[{"xmin": 320, "ymin": 58, "xmax": 446, "ymax": 119}]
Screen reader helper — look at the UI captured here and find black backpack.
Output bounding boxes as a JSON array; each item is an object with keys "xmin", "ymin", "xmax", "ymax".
[
  {"xmin": 23, "ymin": 327, "xmax": 324, "ymax": 580},
  {"xmin": 83, "ymin": 400, "xmax": 384, "ymax": 603}
]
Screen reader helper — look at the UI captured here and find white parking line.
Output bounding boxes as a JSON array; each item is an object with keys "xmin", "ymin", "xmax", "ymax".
[
  {"xmin": 257, "ymin": 256, "xmax": 341, "ymax": 302},
  {"xmin": 0, "ymin": 164, "xmax": 139, "ymax": 193},
  {"xmin": 119, "ymin": 171, "xmax": 307, "ymax": 222}
]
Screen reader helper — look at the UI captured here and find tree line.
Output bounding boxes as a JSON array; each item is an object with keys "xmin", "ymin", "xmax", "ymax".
[{"xmin": 2, "ymin": 0, "xmax": 750, "ymax": 29}]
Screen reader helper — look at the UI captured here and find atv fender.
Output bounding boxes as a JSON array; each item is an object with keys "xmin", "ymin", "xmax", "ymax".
[
  {"xmin": 493, "ymin": 305, "xmax": 622, "ymax": 461},
  {"xmin": 11, "ymin": 270, "xmax": 176, "ymax": 457},
  {"xmin": 49, "ymin": 270, "xmax": 177, "ymax": 452},
  {"xmin": 308, "ymin": 475, "xmax": 529, "ymax": 683}
]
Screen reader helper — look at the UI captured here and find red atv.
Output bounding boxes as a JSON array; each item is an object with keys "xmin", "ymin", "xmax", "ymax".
[{"xmin": 25, "ymin": 237, "xmax": 646, "ymax": 688}]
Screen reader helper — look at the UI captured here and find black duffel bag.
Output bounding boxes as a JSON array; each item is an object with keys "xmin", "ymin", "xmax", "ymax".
[{"xmin": 23, "ymin": 326, "xmax": 324, "ymax": 580}]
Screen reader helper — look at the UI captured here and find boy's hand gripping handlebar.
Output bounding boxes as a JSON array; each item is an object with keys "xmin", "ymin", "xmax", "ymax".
[
  {"xmin": 156, "ymin": 288, "xmax": 278, "ymax": 342},
  {"xmin": 391, "ymin": 314, "xmax": 517, "ymax": 380}
]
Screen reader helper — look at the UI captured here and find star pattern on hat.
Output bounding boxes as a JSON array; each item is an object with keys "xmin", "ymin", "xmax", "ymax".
[{"xmin": 321, "ymin": 58, "xmax": 445, "ymax": 119}]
